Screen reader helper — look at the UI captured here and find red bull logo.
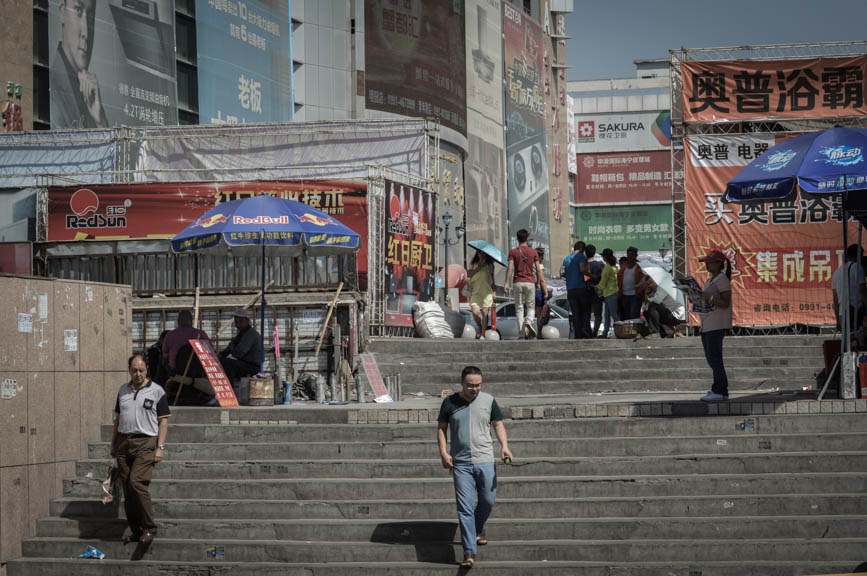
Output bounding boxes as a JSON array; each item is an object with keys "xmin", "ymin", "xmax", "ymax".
[
  {"xmin": 70, "ymin": 188, "xmax": 99, "ymax": 216},
  {"xmin": 233, "ymin": 215, "xmax": 290, "ymax": 225},
  {"xmin": 299, "ymin": 213, "xmax": 334, "ymax": 226},
  {"xmin": 193, "ymin": 214, "xmax": 228, "ymax": 228}
]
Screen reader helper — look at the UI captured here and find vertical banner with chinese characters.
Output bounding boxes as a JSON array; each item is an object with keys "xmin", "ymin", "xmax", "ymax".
[
  {"xmin": 682, "ymin": 57, "xmax": 867, "ymax": 123},
  {"xmin": 190, "ymin": 339, "xmax": 239, "ymax": 407},
  {"xmin": 465, "ymin": 0, "xmax": 507, "ymax": 284},
  {"xmin": 566, "ymin": 95, "xmax": 577, "ymax": 175},
  {"xmin": 504, "ymin": 3, "xmax": 549, "ymax": 254},
  {"xmin": 365, "ymin": 0, "xmax": 467, "ymax": 135},
  {"xmin": 384, "ymin": 180, "xmax": 436, "ymax": 327},
  {"xmin": 685, "ymin": 134, "xmax": 858, "ymax": 326},
  {"xmin": 196, "ymin": 0, "xmax": 292, "ymax": 124},
  {"xmin": 48, "ymin": 0, "xmax": 178, "ymax": 128}
]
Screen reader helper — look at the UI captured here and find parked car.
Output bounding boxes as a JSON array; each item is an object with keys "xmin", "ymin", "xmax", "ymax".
[{"xmin": 461, "ymin": 301, "xmax": 572, "ymax": 340}]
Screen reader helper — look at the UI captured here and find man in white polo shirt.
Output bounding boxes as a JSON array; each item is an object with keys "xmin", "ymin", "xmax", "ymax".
[{"xmin": 111, "ymin": 353, "xmax": 170, "ymax": 544}]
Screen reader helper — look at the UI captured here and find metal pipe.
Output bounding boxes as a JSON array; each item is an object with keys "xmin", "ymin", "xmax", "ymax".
[
  {"xmin": 396, "ymin": 373, "xmax": 402, "ymax": 403},
  {"xmin": 355, "ymin": 372, "xmax": 365, "ymax": 404},
  {"xmin": 315, "ymin": 375, "xmax": 326, "ymax": 403}
]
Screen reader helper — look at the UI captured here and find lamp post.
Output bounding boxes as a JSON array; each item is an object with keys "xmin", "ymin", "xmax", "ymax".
[{"xmin": 439, "ymin": 213, "xmax": 465, "ymax": 307}]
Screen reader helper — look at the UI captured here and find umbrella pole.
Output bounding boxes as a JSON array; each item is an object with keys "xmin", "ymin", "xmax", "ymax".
[
  {"xmin": 843, "ymin": 190, "xmax": 848, "ymax": 355},
  {"xmin": 261, "ymin": 229, "xmax": 266, "ymax": 375}
]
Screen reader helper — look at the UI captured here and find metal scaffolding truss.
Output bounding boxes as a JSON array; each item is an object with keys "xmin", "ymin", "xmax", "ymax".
[{"xmin": 668, "ymin": 41, "xmax": 867, "ymax": 280}]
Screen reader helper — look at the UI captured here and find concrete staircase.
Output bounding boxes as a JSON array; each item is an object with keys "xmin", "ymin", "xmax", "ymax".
[
  {"xmin": 8, "ymin": 408, "xmax": 867, "ymax": 574},
  {"xmin": 8, "ymin": 335, "xmax": 867, "ymax": 575},
  {"xmin": 367, "ymin": 335, "xmax": 828, "ymax": 397}
]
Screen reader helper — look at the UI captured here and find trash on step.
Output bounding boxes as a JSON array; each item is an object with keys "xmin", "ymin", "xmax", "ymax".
[
  {"xmin": 78, "ymin": 545, "xmax": 105, "ymax": 560},
  {"xmin": 205, "ymin": 545, "xmax": 225, "ymax": 560},
  {"xmin": 635, "ymin": 355, "xmax": 643, "ymax": 360}
]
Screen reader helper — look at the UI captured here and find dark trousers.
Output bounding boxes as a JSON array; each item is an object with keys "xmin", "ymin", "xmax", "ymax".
[
  {"xmin": 621, "ymin": 294, "xmax": 641, "ymax": 320},
  {"xmin": 701, "ymin": 329, "xmax": 728, "ymax": 396},
  {"xmin": 567, "ymin": 288, "xmax": 591, "ymax": 339},
  {"xmin": 116, "ymin": 434, "xmax": 158, "ymax": 536},
  {"xmin": 221, "ymin": 357, "xmax": 259, "ymax": 393},
  {"xmin": 645, "ymin": 302, "xmax": 679, "ymax": 336},
  {"xmin": 589, "ymin": 290, "xmax": 603, "ymax": 338}
]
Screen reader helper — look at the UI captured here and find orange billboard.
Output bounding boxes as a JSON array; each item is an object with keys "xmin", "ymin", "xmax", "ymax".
[
  {"xmin": 682, "ymin": 56, "xmax": 867, "ymax": 123},
  {"xmin": 685, "ymin": 133, "xmax": 859, "ymax": 327}
]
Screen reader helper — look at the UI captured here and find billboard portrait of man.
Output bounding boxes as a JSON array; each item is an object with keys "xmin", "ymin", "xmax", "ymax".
[
  {"xmin": 50, "ymin": 0, "xmax": 108, "ymax": 128},
  {"xmin": 49, "ymin": 0, "xmax": 179, "ymax": 129}
]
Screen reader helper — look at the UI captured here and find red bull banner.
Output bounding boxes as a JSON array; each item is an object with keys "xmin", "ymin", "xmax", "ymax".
[
  {"xmin": 685, "ymin": 133, "xmax": 859, "ymax": 327},
  {"xmin": 47, "ymin": 180, "xmax": 370, "ymax": 281},
  {"xmin": 384, "ymin": 179, "xmax": 436, "ymax": 327},
  {"xmin": 681, "ymin": 56, "xmax": 867, "ymax": 123}
]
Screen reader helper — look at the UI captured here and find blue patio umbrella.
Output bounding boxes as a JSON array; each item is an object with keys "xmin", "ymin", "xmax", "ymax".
[
  {"xmin": 171, "ymin": 194, "xmax": 360, "ymax": 372},
  {"xmin": 725, "ymin": 125, "xmax": 867, "ymax": 385},
  {"xmin": 726, "ymin": 125, "xmax": 867, "ymax": 202}
]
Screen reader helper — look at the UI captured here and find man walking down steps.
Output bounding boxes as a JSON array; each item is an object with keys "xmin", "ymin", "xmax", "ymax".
[{"xmin": 437, "ymin": 366, "xmax": 513, "ymax": 568}]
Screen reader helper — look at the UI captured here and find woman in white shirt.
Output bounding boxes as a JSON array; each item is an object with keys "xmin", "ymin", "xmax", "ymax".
[{"xmin": 698, "ymin": 250, "xmax": 733, "ymax": 402}]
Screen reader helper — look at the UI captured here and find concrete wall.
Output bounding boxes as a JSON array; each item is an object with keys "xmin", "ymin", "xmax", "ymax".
[
  {"xmin": 0, "ymin": 0, "xmax": 33, "ymax": 132},
  {"xmin": 0, "ymin": 275, "xmax": 132, "ymax": 564}
]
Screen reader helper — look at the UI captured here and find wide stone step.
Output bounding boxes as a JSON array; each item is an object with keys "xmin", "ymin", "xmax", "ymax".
[
  {"xmin": 62, "ymin": 472, "xmax": 867, "ymax": 500},
  {"xmin": 368, "ymin": 335, "xmax": 830, "ymax": 353},
  {"xmin": 19, "ymin": 536, "xmax": 867, "ymax": 563},
  {"xmin": 100, "ymin": 414, "xmax": 867, "ymax": 443},
  {"xmin": 35, "ymin": 515, "xmax": 867, "ymax": 542},
  {"xmin": 398, "ymin": 377, "xmax": 817, "ymax": 396},
  {"xmin": 370, "ymin": 345, "xmax": 825, "ymax": 363},
  {"xmin": 382, "ymin": 367, "xmax": 819, "ymax": 384},
  {"xmin": 8, "ymin": 558, "xmax": 863, "ymax": 576},
  {"xmin": 51, "ymin": 493, "xmax": 867, "ymax": 521},
  {"xmin": 73, "ymin": 452, "xmax": 867, "ymax": 480},
  {"xmin": 87, "ymin": 432, "xmax": 867, "ymax": 460},
  {"xmin": 375, "ymin": 356, "xmax": 821, "ymax": 373}
]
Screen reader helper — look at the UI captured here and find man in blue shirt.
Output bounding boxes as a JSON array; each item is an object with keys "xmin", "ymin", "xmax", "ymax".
[{"xmin": 563, "ymin": 241, "xmax": 589, "ymax": 339}]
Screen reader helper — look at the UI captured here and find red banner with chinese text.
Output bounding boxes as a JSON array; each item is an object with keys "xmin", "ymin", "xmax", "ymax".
[
  {"xmin": 682, "ymin": 57, "xmax": 867, "ymax": 123},
  {"xmin": 685, "ymin": 134, "xmax": 859, "ymax": 326},
  {"xmin": 576, "ymin": 150, "xmax": 678, "ymax": 204},
  {"xmin": 384, "ymin": 179, "xmax": 436, "ymax": 327},
  {"xmin": 47, "ymin": 180, "xmax": 369, "ymax": 286},
  {"xmin": 189, "ymin": 339, "xmax": 239, "ymax": 407}
]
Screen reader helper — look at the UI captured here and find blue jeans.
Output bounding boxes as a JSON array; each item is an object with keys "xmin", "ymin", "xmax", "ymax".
[
  {"xmin": 452, "ymin": 462, "xmax": 497, "ymax": 554},
  {"xmin": 701, "ymin": 329, "xmax": 728, "ymax": 396},
  {"xmin": 603, "ymin": 294, "xmax": 619, "ymax": 337}
]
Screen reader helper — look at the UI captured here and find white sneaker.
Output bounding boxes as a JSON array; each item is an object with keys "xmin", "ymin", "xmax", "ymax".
[{"xmin": 700, "ymin": 391, "xmax": 728, "ymax": 402}]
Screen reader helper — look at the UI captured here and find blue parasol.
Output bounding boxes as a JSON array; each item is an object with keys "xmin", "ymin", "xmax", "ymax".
[
  {"xmin": 467, "ymin": 239, "xmax": 508, "ymax": 267},
  {"xmin": 171, "ymin": 194, "xmax": 360, "ymax": 372},
  {"xmin": 726, "ymin": 125, "xmax": 867, "ymax": 202}
]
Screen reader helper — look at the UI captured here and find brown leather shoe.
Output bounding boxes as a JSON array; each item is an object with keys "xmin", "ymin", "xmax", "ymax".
[{"xmin": 139, "ymin": 531, "xmax": 154, "ymax": 544}]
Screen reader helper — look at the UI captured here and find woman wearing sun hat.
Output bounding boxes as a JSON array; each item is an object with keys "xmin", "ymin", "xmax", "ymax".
[{"xmin": 698, "ymin": 250, "xmax": 732, "ymax": 402}]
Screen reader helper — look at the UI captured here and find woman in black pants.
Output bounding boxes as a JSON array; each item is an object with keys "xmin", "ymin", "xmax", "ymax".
[{"xmin": 698, "ymin": 250, "xmax": 733, "ymax": 402}]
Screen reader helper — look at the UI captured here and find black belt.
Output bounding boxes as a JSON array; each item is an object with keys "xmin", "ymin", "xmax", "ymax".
[{"xmin": 122, "ymin": 433, "xmax": 155, "ymax": 439}]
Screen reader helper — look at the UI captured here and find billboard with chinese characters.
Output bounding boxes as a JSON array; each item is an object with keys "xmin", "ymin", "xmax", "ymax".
[
  {"xmin": 49, "ymin": 0, "xmax": 178, "ymax": 128},
  {"xmin": 575, "ymin": 204, "xmax": 672, "ymax": 253},
  {"xmin": 46, "ymin": 180, "xmax": 370, "ymax": 284},
  {"xmin": 576, "ymin": 150, "xmax": 678, "ymax": 205},
  {"xmin": 576, "ymin": 111, "xmax": 672, "ymax": 153},
  {"xmin": 504, "ymin": 3, "xmax": 549, "ymax": 254},
  {"xmin": 365, "ymin": 0, "xmax": 467, "ymax": 135},
  {"xmin": 682, "ymin": 57, "xmax": 867, "ymax": 123},
  {"xmin": 465, "ymin": 0, "xmax": 507, "ymax": 274},
  {"xmin": 384, "ymin": 180, "xmax": 436, "ymax": 327},
  {"xmin": 196, "ymin": 0, "xmax": 292, "ymax": 124},
  {"xmin": 685, "ymin": 134, "xmax": 858, "ymax": 327}
]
